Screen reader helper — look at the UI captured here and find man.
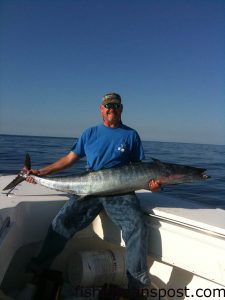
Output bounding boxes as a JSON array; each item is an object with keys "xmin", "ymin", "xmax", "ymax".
[{"xmin": 26, "ymin": 93, "xmax": 160, "ymax": 299}]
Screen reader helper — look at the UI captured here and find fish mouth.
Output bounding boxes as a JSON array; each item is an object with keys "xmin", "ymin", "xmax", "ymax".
[
  {"xmin": 202, "ymin": 174, "xmax": 210, "ymax": 179},
  {"xmin": 199, "ymin": 168, "xmax": 210, "ymax": 179}
]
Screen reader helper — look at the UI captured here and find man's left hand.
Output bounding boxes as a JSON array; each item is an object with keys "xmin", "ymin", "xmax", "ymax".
[{"xmin": 149, "ymin": 180, "xmax": 162, "ymax": 192}]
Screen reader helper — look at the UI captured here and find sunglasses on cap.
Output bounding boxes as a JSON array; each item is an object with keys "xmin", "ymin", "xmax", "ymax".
[{"xmin": 104, "ymin": 103, "xmax": 121, "ymax": 109}]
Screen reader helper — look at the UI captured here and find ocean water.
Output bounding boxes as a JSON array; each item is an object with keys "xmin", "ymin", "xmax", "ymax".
[{"xmin": 0, "ymin": 134, "xmax": 224, "ymax": 209}]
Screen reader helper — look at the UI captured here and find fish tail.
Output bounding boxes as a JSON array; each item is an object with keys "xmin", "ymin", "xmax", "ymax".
[{"xmin": 2, "ymin": 153, "xmax": 32, "ymax": 193}]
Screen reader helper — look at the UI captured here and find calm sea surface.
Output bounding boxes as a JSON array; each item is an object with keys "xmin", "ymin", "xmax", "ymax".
[{"xmin": 0, "ymin": 134, "xmax": 224, "ymax": 209}]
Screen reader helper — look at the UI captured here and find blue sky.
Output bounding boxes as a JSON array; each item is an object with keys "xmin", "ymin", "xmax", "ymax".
[{"xmin": 0, "ymin": 0, "xmax": 224, "ymax": 145}]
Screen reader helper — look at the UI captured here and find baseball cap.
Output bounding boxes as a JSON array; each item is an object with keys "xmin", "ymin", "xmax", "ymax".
[{"xmin": 102, "ymin": 93, "xmax": 122, "ymax": 105}]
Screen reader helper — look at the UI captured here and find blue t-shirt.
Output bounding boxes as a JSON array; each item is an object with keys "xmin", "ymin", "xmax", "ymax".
[{"xmin": 71, "ymin": 124, "xmax": 145, "ymax": 171}]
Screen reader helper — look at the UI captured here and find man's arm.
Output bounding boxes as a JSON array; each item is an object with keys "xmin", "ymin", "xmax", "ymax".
[{"xmin": 26, "ymin": 151, "xmax": 79, "ymax": 183}]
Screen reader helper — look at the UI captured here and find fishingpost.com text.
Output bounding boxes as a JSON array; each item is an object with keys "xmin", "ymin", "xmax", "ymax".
[
  {"xmin": 143, "ymin": 286, "xmax": 225, "ymax": 299},
  {"xmin": 73, "ymin": 285, "xmax": 225, "ymax": 299}
]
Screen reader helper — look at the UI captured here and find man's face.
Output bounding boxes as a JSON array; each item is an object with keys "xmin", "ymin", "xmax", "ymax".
[{"xmin": 100, "ymin": 102, "xmax": 123, "ymax": 125}]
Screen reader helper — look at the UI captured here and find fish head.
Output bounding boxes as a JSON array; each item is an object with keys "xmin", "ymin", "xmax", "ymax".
[{"xmin": 151, "ymin": 159, "xmax": 210, "ymax": 185}]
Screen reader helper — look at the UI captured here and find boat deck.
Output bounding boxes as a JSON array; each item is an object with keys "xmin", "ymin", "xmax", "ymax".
[{"xmin": 0, "ymin": 175, "xmax": 225, "ymax": 298}]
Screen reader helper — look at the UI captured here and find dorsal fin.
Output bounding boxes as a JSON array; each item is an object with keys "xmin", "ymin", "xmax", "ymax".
[{"xmin": 151, "ymin": 157, "xmax": 165, "ymax": 167}]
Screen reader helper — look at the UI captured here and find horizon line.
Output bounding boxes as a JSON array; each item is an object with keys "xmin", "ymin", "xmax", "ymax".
[{"xmin": 0, "ymin": 133, "xmax": 224, "ymax": 147}]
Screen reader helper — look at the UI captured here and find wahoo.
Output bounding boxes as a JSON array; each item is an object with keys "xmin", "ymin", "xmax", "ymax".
[{"xmin": 3, "ymin": 154, "xmax": 210, "ymax": 197}]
